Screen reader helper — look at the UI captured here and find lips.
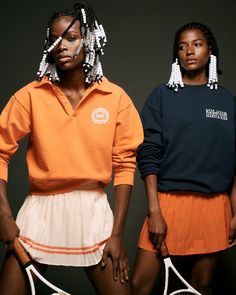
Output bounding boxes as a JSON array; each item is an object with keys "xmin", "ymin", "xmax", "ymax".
[
  {"xmin": 56, "ymin": 55, "xmax": 72, "ymax": 63},
  {"xmin": 186, "ymin": 59, "xmax": 197, "ymax": 64}
]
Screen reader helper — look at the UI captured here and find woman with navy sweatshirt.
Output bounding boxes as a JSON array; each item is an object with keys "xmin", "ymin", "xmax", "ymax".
[{"xmin": 131, "ymin": 22, "xmax": 236, "ymax": 295}]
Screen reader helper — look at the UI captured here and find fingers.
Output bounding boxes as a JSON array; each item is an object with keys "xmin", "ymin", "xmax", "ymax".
[
  {"xmin": 149, "ymin": 232, "xmax": 165, "ymax": 250},
  {"xmin": 118, "ymin": 256, "xmax": 129, "ymax": 283},
  {"xmin": 160, "ymin": 241, "xmax": 169, "ymax": 256},
  {"xmin": 123, "ymin": 257, "xmax": 129, "ymax": 281},
  {"xmin": 229, "ymin": 228, "xmax": 236, "ymax": 245},
  {"xmin": 101, "ymin": 249, "xmax": 108, "ymax": 267},
  {"xmin": 102, "ymin": 250, "xmax": 129, "ymax": 283},
  {"xmin": 112, "ymin": 256, "xmax": 118, "ymax": 281},
  {"xmin": 5, "ymin": 231, "xmax": 20, "ymax": 251}
]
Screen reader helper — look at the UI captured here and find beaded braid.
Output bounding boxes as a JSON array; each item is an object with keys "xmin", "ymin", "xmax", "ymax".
[
  {"xmin": 37, "ymin": 2, "xmax": 107, "ymax": 84},
  {"xmin": 167, "ymin": 22, "xmax": 221, "ymax": 91}
]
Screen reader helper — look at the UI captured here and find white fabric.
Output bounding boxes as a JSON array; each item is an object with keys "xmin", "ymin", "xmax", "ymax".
[{"xmin": 16, "ymin": 189, "xmax": 113, "ymax": 266}]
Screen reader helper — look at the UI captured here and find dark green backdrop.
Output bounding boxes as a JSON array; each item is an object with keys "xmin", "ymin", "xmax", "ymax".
[{"xmin": 0, "ymin": 0, "xmax": 236, "ymax": 294}]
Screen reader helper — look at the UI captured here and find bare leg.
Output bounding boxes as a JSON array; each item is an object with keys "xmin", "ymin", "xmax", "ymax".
[
  {"xmin": 0, "ymin": 251, "xmax": 47, "ymax": 295},
  {"xmin": 191, "ymin": 254, "xmax": 218, "ymax": 295},
  {"xmin": 85, "ymin": 257, "xmax": 131, "ymax": 295},
  {"xmin": 131, "ymin": 248, "xmax": 162, "ymax": 295}
]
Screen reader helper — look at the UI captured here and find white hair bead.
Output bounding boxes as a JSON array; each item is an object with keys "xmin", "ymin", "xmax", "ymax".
[{"xmin": 166, "ymin": 59, "xmax": 184, "ymax": 92}]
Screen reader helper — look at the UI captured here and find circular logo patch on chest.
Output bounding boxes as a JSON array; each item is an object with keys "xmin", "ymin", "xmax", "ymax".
[{"xmin": 91, "ymin": 107, "xmax": 109, "ymax": 124}]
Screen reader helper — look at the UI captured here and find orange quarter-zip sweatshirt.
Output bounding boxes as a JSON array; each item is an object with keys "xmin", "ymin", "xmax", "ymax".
[{"xmin": 0, "ymin": 77, "xmax": 143, "ymax": 195}]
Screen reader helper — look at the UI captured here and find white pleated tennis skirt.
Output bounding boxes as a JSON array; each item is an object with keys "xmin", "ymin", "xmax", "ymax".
[{"xmin": 15, "ymin": 189, "xmax": 114, "ymax": 267}]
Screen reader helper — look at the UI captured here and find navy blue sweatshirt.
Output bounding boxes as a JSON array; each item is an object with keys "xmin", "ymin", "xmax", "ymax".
[{"xmin": 137, "ymin": 84, "xmax": 236, "ymax": 193}]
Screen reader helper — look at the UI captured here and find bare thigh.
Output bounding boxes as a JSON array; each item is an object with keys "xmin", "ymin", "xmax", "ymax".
[
  {"xmin": 191, "ymin": 254, "xmax": 218, "ymax": 295},
  {"xmin": 131, "ymin": 248, "xmax": 162, "ymax": 295},
  {"xmin": 0, "ymin": 251, "xmax": 47, "ymax": 295},
  {"xmin": 84, "ymin": 257, "xmax": 131, "ymax": 295}
]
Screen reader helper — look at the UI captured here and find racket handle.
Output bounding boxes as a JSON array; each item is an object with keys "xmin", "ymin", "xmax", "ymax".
[
  {"xmin": 160, "ymin": 241, "xmax": 169, "ymax": 257},
  {"xmin": 13, "ymin": 237, "xmax": 31, "ymax": 267}
]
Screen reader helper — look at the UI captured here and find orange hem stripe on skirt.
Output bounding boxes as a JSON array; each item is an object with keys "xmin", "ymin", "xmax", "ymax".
[
  {"xmin": 138, "ymin": 192, "xmax": 231, "ymax": 255},
  {"xmin": 20, "ymin": 236, "xmax": 108, "ymax": 255}
]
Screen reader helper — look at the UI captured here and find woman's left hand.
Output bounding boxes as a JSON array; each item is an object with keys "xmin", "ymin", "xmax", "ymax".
[
  {"xmin": 101, "ymin": 234, "xmax": 129, "ymax": 283},
  {"xmin": 229, "ymin": 214, "xmax": 236, "ymax": 245}
]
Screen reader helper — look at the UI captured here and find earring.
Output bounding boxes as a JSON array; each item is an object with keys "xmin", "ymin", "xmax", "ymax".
[
  {"xmin": 166, "ymin": 59, "xmax": 184, "ymax": 92},
  {"xmin": 207, "ymin": 54, "xmax": 218, "ymax": 90}
]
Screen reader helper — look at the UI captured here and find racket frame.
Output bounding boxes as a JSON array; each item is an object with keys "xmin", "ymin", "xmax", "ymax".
[
  {"xmin": 163, "ymin": 257, "xmax": 202, "ymax": 295},
  {"xmin": 13, "ymin": 238, "xmax": 70, "ymax": 295}
]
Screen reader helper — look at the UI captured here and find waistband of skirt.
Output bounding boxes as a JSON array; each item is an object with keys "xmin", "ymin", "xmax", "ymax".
[{"xmin": 29, "ymin": 180, "xmax": 105, "ymax": 196}]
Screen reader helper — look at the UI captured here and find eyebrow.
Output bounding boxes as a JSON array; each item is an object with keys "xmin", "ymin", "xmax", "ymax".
[
  {"xmin": 179, "ymin": 38, "xmax": 204, "ymax": 44},
  {"xmin": 50, "ymin": 30, "xmax": 79, "ymax": 37}
]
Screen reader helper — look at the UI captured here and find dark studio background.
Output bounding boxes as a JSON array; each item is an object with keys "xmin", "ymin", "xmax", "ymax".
[{"xmin": 0, "ymin": 0, "xmax": 236, "ymax": 294}]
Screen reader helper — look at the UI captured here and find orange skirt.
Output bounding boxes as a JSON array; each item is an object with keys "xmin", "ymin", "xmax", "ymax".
[{"xmin": 138, "ymin": 192, "xmax": 231, "ymax": 255}]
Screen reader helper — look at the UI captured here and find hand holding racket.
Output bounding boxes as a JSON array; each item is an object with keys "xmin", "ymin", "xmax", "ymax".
[
  {"xmin": 13, "ymin": 238, "xmax": 71, "ymax": 295},
  {"xmin": 161, "ymin": 243, "xmax": 202, "ymax": 295}
]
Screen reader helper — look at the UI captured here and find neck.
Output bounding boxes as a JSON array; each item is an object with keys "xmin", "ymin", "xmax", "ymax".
[
  {"xmin": 58, "ymin": 68, "xmax": 88, "ymax": 91},
  {"xmin": 183, "ymin": 70, "xmax": 207, "ymax": 85}
]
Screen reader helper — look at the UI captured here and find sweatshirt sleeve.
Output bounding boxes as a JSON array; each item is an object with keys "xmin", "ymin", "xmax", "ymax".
[
  {"xmin": 0, "ymin": 95, "xmax": 31, "ymax": 181},
  {"xmin": 112, "ymin": 93, "xmax": 144, "ymax": 186},
  {"xmin": 137, "ymin": 86, "xmax": 163, "ymax": 179}
]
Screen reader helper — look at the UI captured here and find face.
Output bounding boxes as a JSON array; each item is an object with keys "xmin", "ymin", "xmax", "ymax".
[
  {"xmin": 49, "ymin": 16, "xmax": 85, "ymax": 71},
  {"xmin": 177, "ymin": 29, "xmax": 211, "ymax": 74}
]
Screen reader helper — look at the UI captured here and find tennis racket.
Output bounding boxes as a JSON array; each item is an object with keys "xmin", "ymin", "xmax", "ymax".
[
  {"xmin": 13, "ymin": 238, "xmax": 71, "ymax": 295},
  {"xmin": 161, "ymin": 244, "xmax": 202, "ymax": 295}
]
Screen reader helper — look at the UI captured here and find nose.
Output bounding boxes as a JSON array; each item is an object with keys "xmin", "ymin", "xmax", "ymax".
[
  {"xmin": 186, "ymin": 46, "xmax": 194, "ymax": 55},
  {"xmin": 56, "ymin": 38, "xmax": 67, "ymax": 52}
]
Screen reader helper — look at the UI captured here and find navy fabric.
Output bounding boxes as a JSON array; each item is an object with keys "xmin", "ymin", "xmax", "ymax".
[{"xmin": 138, "ymin": 84, "xmax": 236, "ymax": 193}]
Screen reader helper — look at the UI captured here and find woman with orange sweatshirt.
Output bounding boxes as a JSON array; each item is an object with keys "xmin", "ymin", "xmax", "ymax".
[{"xmin": 0, "ymin": 3, "xmax": 143, "ymax": 294}]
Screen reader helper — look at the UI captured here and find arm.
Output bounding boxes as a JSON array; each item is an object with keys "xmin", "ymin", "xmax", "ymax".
[
  {"xmin": 137, "ymin": 88, "xmax": 165, "ymax": 249},
  {"xmin": 229, "ymin": 176, "xmax": 236, "ymax": 244},
  {"xmin": 102, "ymin": 93, "xmax": 143, "ymax": 283},
  {"xmin": 0, "ymin": 94, "xmax": 31, "ymax": 249},
  {"xmin": 0, "ymin": 179, "xmax": 19, "ymax": 250},
  {"xmin": 144, "ymin": 174, "xmax": 167, "ymax": 250},
  {"xmin": 101, "ymin": 184, "xmax": 131, "ymax": 283}
]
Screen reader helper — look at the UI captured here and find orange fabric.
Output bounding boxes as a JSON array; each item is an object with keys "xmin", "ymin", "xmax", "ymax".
[
  {"xmin": 20, "ymin": 236, "xmax": 107, "ymax": 255},
  {"xmin": 0, "ymin": 77, "xmax": 143, "ymax": 194},
  {"xmin": 138, "ymin": 192, "xmax": 231, "ymax": 255}
]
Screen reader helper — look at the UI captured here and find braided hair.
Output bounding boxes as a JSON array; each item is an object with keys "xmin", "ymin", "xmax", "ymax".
[
  {"xmin": 167, "ymin": 22, "xmax": 221, "ymax": 91},
  {"xmin": 37, "ymin": 2, "xmax": 107, "ymax": 84}
]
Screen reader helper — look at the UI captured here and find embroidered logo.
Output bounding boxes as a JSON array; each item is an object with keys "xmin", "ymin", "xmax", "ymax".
[
  {"xmin": 205, "ymin": 109, "xmax": 228, "ymax": 121},
  {"xmin": 91, "ymin": 107, "xmax": 109, "ymax": 124}
]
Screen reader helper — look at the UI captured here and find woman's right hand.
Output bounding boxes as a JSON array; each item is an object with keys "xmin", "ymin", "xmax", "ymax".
[
  {"xmin": 0, "ymin": 180, "xmax": 19, "ymax": 250},
  {"xmin": 148, "ymin": 211, "xmax": 167, "ymax": 251},
  {"xmin": 0, "ymin": 214, "xmax": 19, "ymax": 250}
]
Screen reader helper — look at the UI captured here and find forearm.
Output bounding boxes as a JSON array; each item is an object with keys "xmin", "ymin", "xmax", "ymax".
[
  {"xmin": 144, "ymin": 174, "xmax": 161, "ymax": 214},
  {"xmin": 0, "ymin": 179, "xmax": 19, "ymax": 247},
  {"xmin": 230, "ymin": 176, "xmax": 236, "ymax": 214},
  {"xmin": 0, "ymin": 179, "xmax": 13, "ymax": 217},
  {"xmin": 111, "ymin": 184, "xmax": 132, "ymax": 237}
]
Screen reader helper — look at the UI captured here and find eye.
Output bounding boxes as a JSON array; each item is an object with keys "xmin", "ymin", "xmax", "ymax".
[
  {"xmin": 194, "ymin": 42, "xmax": 202, "ymax": 47},
  {"xmin": 68, "ymin": 37, "xmax": 76, "ymax": 42},
  {"xmin": 178, "ymin": 44, "xmax": 187, "ymax": 51}
]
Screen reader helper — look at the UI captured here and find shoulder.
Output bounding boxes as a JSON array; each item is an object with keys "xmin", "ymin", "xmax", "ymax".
[
  {"xmin": 101, "ymin": 77, "xmax": 131, "ymax": 98},
  {"xmin": 145, "ymin": 83, "xmax": 170, "ymax": 105},
  {"xmin": 217, "ymin": 85, "xmax": 236, "ymax": 99},
  {"xmin": 14, "ymin": 80, "xmax": 43, "ymax": 98},
  {"xmin": 100, "ymin": 77, "xmax": 135, "ymax": 107},
  {"xmin": 12, "ymin": 80, "xmax": 45, "ymax": 110}
]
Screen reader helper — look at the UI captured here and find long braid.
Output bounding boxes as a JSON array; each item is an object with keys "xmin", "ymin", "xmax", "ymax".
[{"xmin": 37, "ymin": 2, "xmax": 107, "ymax": 84}]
